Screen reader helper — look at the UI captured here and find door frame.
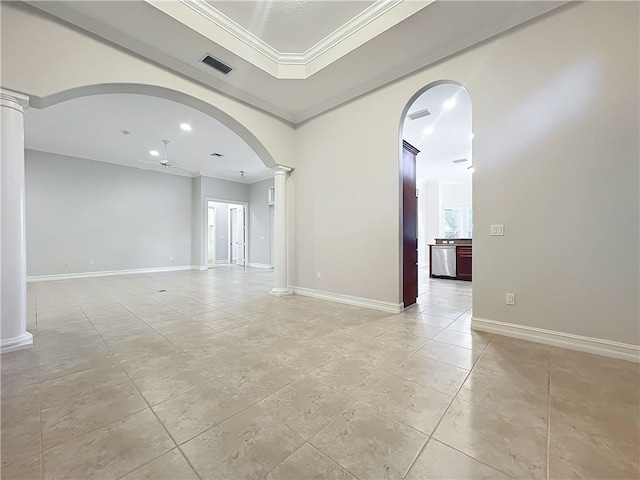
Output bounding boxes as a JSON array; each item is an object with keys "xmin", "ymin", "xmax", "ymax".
[
  {"xmin": 207, "ymin": 205, "xmax": 216, "ymax": 267},
  {"xmin": 398, "ymin": 79, "xmax": 472, "ymax": 307},
  {"xmin": 205, "ymin": 197, "xmax": 249, "ymax": 267}
]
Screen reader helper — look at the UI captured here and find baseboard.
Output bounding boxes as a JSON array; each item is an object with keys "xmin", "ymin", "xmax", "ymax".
[
  {"xmin": 248, "ymin": 263, "xmax": 273, "ymax": 269},
  {"xmin": 472, "ymin": 317, "xmax": 640, "ymax": 363},
  {"xmin": 290, "ymin": 285, "xmax": 403, "ymax": 314},
  {"xmin": 27, "ymin": 265, "xmax": 197, "ymax": 282}
]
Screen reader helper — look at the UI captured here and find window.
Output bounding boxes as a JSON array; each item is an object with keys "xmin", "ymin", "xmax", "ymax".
[{"xmin": 443, "ymin": 208, "xmax": 473, "ymax": 238}]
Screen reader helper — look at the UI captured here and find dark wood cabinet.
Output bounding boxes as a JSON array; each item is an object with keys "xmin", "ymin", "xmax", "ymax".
[{"xmin": 456, "ymin": 246, "xmax": 472, "ymax": 281}]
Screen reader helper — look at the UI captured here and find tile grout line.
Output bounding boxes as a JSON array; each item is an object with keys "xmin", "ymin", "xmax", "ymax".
[
  {"xmin": 407, "ymin": 336, "xmax": 516, "ymax": 479},
  {"xmin": 81, "ymin": 304, "xmax": 203, "ymax": 480}
]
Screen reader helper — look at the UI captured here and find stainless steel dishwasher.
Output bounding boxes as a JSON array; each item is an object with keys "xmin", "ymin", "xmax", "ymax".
[{"xmin": 431, "ymin": 245, "xmax": 457, "ymax": 277}]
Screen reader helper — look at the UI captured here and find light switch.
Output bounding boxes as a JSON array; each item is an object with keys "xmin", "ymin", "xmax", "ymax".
[{"xmin": 490, "ymin": 224, "xmax": 504, "ymax": 236}]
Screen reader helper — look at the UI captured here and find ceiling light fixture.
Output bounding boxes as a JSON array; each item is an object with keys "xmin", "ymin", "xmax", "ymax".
[
  {"xmin": 149, "ymin": 150, "xmax": 160, "ymax": 156},
  {"xmin": 180, "ymin": 123, "xmax": 192, "ymax": 131},
  {"xmin": 423, "ymin": 126, "xmax": 434, "ymax": 135},
  {"xmin": 443, "ymin": 98, "xmax": 457, "ymax": 110},
  {"xmin": 469, "ymin": 133, "xmax": 475, "ymax": 140}
]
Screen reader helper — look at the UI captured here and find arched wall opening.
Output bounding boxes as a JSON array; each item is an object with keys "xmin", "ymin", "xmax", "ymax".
[
  {"xmin": 31, "ymin": 83, "xmax": 278, "ymax": 169},
  {"xmin": 398, "ymin": 80, "xmax": 473, "ymax": 308}
]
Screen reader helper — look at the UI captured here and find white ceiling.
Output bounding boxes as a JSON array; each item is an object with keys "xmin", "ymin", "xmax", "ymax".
[
  {"xmin": 403, "ymin": 83, "xmax": 472, "ymax": 183},
  {"xmin": 24, "ymin": 94, "xmax": 272, "ymax": 183},
  {"xmin": 28, "ymin": 0, "xmax": 569, "ymax": 124}
]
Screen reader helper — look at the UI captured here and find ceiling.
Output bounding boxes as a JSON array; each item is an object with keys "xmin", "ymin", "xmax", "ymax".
[
  {"xmin": 403, "ymin": 83, "xmax": 472, "ymax": 183},
  {"xmin": 28, "ymin": 0, "xmax": 569, "ymax": 124},
  {"xmin": 24, "ymin": 94, "xmax": 272, "ymax": 183}
]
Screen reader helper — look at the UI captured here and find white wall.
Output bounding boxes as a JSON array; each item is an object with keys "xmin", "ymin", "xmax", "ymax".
[
  {"xmin": 249, "ymin": 178, "xmax": 274, "ymax": 267},
  {"xmin": 25, "ymin": 150, "xmax": 192, "ymax": 276},
  {"xmin": 441, "ymin": 183, "xmax": 472, "ymax": 209},
  {"xmin": 293, "ymin": 2, "xmax": 639, "ymax": 344}
]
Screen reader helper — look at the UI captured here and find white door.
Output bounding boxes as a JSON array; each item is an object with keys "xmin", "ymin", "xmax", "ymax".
[
  {"xmin": 229, "ymin": 208, "xmax": 237, "ymax": 263},
  {"xmin": 236, "ymin": 206, "xmax": 245, "ymax": 266},
  {"xmin": 207, "ymin": 206, "xmax": 216, "ymax": 267}
]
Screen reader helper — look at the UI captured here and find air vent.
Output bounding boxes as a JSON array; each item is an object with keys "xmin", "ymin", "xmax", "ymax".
[
  {"xmin": 210, "ymin": 153, "xmax": 224, "ymax": 157},
  {"xmin": 452, "ymin": 158, "xmax": 468, "ymax": 164},
  {"xmin": 201, "ymin": 55, "xmax": 232, "ymax": 74},
  {"xmin": 407, "ymin": 108, "xmax": 431, "ymax": 120}
]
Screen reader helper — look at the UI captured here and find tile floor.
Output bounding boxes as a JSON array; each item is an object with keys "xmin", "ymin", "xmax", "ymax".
[{"xmin": 1, "ymin": 267, "xmax": 638, "ymax": 479}]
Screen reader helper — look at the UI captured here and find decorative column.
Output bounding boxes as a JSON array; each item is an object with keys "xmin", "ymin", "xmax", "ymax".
[
  {"xmin": 270, "ymin": 166, "xmax": 293, "ymax": 296},
  {"xmin": 1, "ymin": 89, "xmax": 33, "ymax": 354}
]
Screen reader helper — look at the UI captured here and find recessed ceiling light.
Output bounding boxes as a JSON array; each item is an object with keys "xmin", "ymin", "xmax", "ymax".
[
  {"xmin": 180, "ymin": 123, "xmax": 192, "ymax": 131},
  {"xmin": 423, "ymin": 126, "xmax": 434, "ymax": 135},
  {"xmin": 443, "ymin": 98, "xmax": 457, "ymax": 110},
  {"xmin": 149, "ymin": 150, "xmax": 160, "ymax": 156}
]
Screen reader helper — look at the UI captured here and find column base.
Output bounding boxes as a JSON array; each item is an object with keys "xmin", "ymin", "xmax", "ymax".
[
  {"xmin": 1, "ymin": 331, "xmax": 34, "ymax": 354},
  {"xmin": 269, "ymin": 288, "xmax": 293, "ymax": 297}
]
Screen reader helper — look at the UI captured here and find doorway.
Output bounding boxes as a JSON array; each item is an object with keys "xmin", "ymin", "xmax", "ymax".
[
  {"xmin": 206, "ymin": 200, "xmax": 247, "ymax": 267},
  {"xmin": 400, "ymin": 81, "xmax": 473, "ymax": 306}
]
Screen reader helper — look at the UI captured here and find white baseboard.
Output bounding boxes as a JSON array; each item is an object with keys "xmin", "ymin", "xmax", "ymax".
[
  {"xmin": 28, "ymin": 265, "xmax": 198, "ymax": 282},
  {"xmin": 290, "ymin": 285, "xmax": 403, "ymax": 314},
  {"xmin": 472, "ymin": 317, "xmax": 640, "ymax": 363},
  {"xmin": 193, "ymin": 265, "xmax": 208, "ymax": 271},
  {"xmin": 248, "ymin": 263, "xmax": 273, "ymax": 269}
]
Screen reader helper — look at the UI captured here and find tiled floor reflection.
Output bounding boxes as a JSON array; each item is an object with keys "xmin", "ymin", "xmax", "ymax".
[{"xmin": 1, "ymin": 267, "xmax": 638, "ymax": 479}]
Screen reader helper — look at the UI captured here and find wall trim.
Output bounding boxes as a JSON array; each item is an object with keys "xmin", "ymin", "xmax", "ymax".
[
  {"xmin": 248, "ymin": 263, "xmax": 273, "ymax": 269},
  {"xmin": 290, "ymin": 285, "xmax": 403, "ymax": 314},
  {"xmin": 27, "ymin": 265, "xmax": 200, "ymax": 282},
  {"xmin": 472, "ymin": 317, "xmax": 640, "ymax": 363}
]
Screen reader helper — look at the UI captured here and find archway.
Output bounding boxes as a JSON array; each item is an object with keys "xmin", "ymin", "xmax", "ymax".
[
  {"xmin": 31, "ymin": 83, "xmax": 277, "ymax": 169},
  {"xmin": 399, "ymin": 80, "xmax": 473, "ymax": 308}
]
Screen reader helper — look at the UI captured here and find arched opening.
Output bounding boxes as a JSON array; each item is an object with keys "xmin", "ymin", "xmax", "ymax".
[
  {"xmin": 31, "ymin": 83, "xmax": 277, "ymax": 169},
  {"xmin": 399, "ymin": 80, "xmax": 473, "ymax": 309},
  {"xmin": 22, "ymin": 83, "xmax": 278, "ymax": 278}
]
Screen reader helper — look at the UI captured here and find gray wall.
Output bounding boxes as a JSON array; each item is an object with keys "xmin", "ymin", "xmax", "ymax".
[
  {"xmin": 248, "ymin": 178, "xmax": 274, "ymax": 266},
  {"xmin": 25, "ymin": 150, "xmax": 192, "ymax": 276}
]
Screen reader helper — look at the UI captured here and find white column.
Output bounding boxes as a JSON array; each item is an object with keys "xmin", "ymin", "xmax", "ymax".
[
  {"xmin": 270, "ymin": 166, "xmax": 292, "ymax": 296},
  {"xmin": 1, "ymin": 89, "xmax": 33, "ymax": 354}
]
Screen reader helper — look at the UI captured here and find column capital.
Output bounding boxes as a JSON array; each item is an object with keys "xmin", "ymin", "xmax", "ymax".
[
  {"xmin": 273, "ymin": 165, "xmax": 293, "ymax": 176},
  {"xmin": 1, "ymin": 89, "xmax": 29, "ymax": 112}
]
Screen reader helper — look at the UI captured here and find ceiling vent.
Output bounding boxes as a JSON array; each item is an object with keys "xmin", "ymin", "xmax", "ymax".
[
  {"xmin": 201, "ymin": 55, "xmax": 232, "ymax": 75},
  {"xmin": 407, "ymin": 108, "xmax": 431, "ymax": 120},
  {"xmin": 452, "ymin": 158, "xmax": 468, "ymax": 164}
]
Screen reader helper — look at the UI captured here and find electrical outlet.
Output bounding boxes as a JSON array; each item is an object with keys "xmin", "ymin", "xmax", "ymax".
[
  {"xmin": 90, "ymin": 260, "xmax": 95, "ymax": 266},
  {"xmin": 169, "ymin": 256, "xmax": 173, "ymax": 261},
  {"xmin": 317, "ymin": 272, "xmax": 322, "ymax": 280},
  {"xmin": 506, "ymin": 293, "xmax": 516, "ymax": 306},
  {"xmin": 491, "ymin": 224, "xmax": 504, "ymax": 236}
]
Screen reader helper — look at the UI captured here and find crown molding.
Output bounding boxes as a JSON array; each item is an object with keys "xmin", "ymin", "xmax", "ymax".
[{"xmin": 145, "ymin": 0, "xmax": 432, "ymax": 79}]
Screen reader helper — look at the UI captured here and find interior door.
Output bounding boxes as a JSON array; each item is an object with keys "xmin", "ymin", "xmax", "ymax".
[
  {"xmin": 207, "ymin": 206, "xmax": 215, "ymax": 267},
  {"xmin": 236, "ymin": 206, "xmax": 245, "ymax": 266},
  {"xmin": 229, "ymin": 208, "xmax": 237, "ymax": 263},
  {"xmin": 402, "ymin": 140, "xmax": 419, "ymax": 307}
]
